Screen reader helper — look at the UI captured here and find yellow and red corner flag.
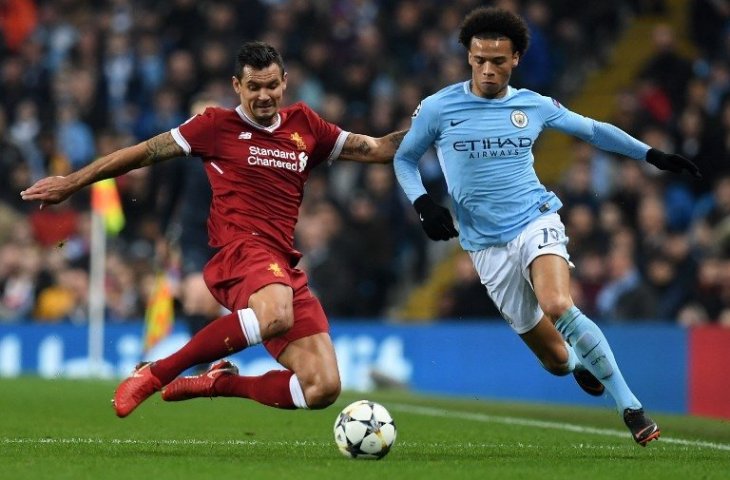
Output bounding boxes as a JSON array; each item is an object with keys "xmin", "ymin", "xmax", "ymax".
[
  {"xmin": 144, "ymin": 273, "xmax": 175, "ymax": 352},
  {"xmin": 91, "ymin": 178, "xmax": 125, "ymax": 235}
]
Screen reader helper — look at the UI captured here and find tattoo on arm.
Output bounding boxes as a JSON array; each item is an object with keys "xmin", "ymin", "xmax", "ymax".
[
  {"xmin": 342, "ymin": 134, "xmax": 372, "ymax": 158},
  {"xmin": 339, "ymin": 130, "xmax": 408, "ymax": 163},
  {"xmin": 143, "ymin": 132, "xmax": 184, "ymax": 166},
  {"xmin": 386, "ymin": 130, "xmax": 408, "ymax": 149}
]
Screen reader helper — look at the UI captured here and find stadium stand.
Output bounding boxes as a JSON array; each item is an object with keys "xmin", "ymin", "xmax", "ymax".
[{"xmin": 0, "ymin": 0, "xmax": 728, "ymax": 325}]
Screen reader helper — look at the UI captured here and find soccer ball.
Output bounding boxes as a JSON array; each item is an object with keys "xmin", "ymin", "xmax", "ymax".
[{"xmin": 333, "ymin": 400, "xmax": 397, "ymax": 460}]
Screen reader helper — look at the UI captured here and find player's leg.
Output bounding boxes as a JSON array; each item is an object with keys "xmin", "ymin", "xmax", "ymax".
[
  {"xmin": 530, "ymin": 254, "xmax": 639, "ymax": 407},
  {"xmin": 163, "ymin": 270, "xmax": 338, "ymax": 410},
  {"xmin": 518, "ymin": 315, "xmax": 579, "ymax": 376},
  {"xmin": 469, "ymin": 241, "xmax": 577, "ymax": 376},
  {"xmin": 162, "ymin": 331, "xmax": 339, "ymax": 409},
  {"xmin": 520, "ymin": 257, "xmax": 603, "ymax": 394},
  {"xmin": 113, "ymin": 282, "xmax": 293, "ymax": 417},
  {"xmin": 531, "ymin": 253, "xmax": 659, "ymax": 445},
  {"xmin": 150, "ymin": 282, "xmax": 293, "ymax": 383},
  {"xmin": 273, "ymin": 332, "xmax": 341, "ymax": 409}
]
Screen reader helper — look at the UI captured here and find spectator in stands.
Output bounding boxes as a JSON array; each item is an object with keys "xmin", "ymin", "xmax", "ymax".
[
  {"xmin": 0, "ymin": 107, "xmax": 30, "ymax": 212},
  {"xmin": 296, "ymin": 201, "xmax": 356, "ymax": 317},
  {"xmin": 690, "ymin": 0, "xmax": 730, "ymax": 59},
  {"xmin": 635, "ymin": 195, "xmax": 669, "ymax": 261},
  {"xmin": 0, "ymin": 241, "xmax": 44, "ymax": 322},
  {"xmin": 692, "ymin": 174, "xmax": 730, "ymax": 252},
  {"xmin": 572, "ymin": 248, "xmax": 606, "ymax": 319},
  {"xmin": 638, "ymin": 24, "xmax": 693, "ymax": 113},
  {"xmin": 438, "ymin": 251, "xmax": 501, "ymax": 320},
  {"xmin": 682, "ymin": 255, "xmax": 730, "ymax": 324},
  {"xmin": 597, "ymin": 245, "xmax": 658, "ymax": 321}
]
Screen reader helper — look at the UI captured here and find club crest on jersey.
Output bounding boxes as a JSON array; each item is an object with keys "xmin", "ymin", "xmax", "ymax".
[
  {"xmin": 268, "ymin": 263, "xmax": 285, "ymax": 278},
  {"xmin": 510, "ymin": 110, "xmax": 528, "ymax": 128},
  {"xmin": 290, "ymin": 132, "xmax": 307, "ymax": 150},
  {"xmin": 412, "ymin": 102, "xmax": 422, "ymax": 118}
]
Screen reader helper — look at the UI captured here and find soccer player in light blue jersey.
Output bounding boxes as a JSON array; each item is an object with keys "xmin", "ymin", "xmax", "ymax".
[{"xmin": 394, "ymin": 7, "xmax": 700, "ymax": 447}]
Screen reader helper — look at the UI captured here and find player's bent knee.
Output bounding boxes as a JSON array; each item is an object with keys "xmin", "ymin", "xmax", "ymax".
[
  {"xmin": 304, "ymin": 378, "xmax": 341, "ymax": 409},
  {"xmin": 539, "ymin": 351, "xmax": 571, "ymax": 376},
  {"xmin": 255, "ymin": 306, "xmax": 294, "ymax": 339},
  {"xmin": 261, "ymin": 316, "xmax": 294, "ymax": 338},
  {"xmin": 542, "ymin": 297, "xmax": 574, "ymax": 322}
]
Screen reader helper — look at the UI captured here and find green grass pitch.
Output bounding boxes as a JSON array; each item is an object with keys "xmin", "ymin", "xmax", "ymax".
[{"xmin": 1, "ymin": 377, "xmax": 729, "ymax": 480}]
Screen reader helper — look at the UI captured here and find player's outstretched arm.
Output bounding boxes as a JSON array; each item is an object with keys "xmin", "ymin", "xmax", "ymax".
[
  {"xmin": 549, "ymin": 107, "xmax": 702, "ymax": 178},
  {"xmin": 338, "ymin": 130, "xmax": 408, "ymax": 164},
  {"xmin": 21, "ymin": 132, "xmax": 185, "ymax": 208}
]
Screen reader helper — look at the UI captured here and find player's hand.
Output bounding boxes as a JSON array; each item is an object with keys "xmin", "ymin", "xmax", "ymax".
[
  {"xmin": 413, "ymin": 194, "xmax": 458, "ymax": 241},
  {"xmin": 646, "ymin": 149, "xmax": 701, "ymax": 178},
  {"xmin": 20, "ymin": 176, "xmax": 75, "ymax": 209}
]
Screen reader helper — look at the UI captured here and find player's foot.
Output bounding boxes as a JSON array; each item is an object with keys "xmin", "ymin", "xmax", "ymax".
[
  {"xmin": 573, "ymin": 367, "xmax": 605, "ymax": 397},
  {"xmin": 623, "ymin": 408, "xmax": 661, "ymax": 446},
  {"xmin": 161, "ymin": 360, "xmax": 239, "ymax": 401},
  {"xmin": 112, "ymin": 362, "xmax": 163, "ymax": 418}
]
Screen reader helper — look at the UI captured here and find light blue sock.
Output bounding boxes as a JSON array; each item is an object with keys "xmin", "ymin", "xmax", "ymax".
[
  {"xmin": 565, "ymin": 343, "xmax": 580, "ymax": 372},
  {"xmin": 555, "ymin": 306, "xmax": 641, "ymax": 412}
]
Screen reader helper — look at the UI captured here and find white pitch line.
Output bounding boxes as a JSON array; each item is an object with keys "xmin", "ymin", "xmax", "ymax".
[
  {"xmin": 0, "ymin": 438, "xmax": 327, "ymax": 447},
  {"xmin": 387, "ymin": 403, "xmax": 730, "ymax": 452},
  {"xmin": 2, "ymin": 405, "xmax": 728, "ymax": 452},
  {"xmin": 0, "ymin": 438, "xmax": 648, "ymax": 451}
]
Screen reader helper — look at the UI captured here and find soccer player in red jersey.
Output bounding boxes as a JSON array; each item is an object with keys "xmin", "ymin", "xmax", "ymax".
[{"xmin": 21, "ymin": 41, "xmax": 408, "ymax": 417}]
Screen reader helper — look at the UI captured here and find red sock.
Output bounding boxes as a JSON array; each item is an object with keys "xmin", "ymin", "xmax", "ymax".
[
  {"xmin": 215, "ymin": 370, "xmax": 297, "ymax": 409},
  {"xmin": 151, "ymin": 311, "xmax": 247, "ymax": 385}
]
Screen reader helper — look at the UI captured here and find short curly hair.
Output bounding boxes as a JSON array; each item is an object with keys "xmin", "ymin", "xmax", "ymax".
[
  {"xmin": 235, "ymin": 41, "xmax": 285, "ymax": 78},
  {"xmin": 458, "ymin": 7, "xmax": 530, "ymax": 56}
]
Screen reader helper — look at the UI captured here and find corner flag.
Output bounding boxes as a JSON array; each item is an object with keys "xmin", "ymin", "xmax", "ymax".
[
  {"xmin": 143, "ymin": 273, "xmax": 174, "ymax": 352},
  {"xmin": 91, "ymin": 178, "xmax": 125, "ymax": 235}
]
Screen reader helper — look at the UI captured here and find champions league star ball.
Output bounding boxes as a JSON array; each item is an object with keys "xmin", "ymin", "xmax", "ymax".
[{"xmin": 333, "ymin": 400, "xmax": 397, "ymax": 460}]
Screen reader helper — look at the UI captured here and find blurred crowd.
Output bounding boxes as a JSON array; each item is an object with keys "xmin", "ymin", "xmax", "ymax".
[{"xmin": 0, "ymin": 0, "xmax": 728, "ymax": 326}]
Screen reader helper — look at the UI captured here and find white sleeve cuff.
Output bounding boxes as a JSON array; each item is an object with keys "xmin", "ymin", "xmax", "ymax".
[
  {"xmin": 327, "ymin": 130, "xmax": 350, "ymax": 165},
  {"xmin": 170, "ymin": 127, "xmax": 191, "ymax": 156}
]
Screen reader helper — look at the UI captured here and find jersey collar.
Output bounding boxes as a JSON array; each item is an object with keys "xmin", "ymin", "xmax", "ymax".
[
  {"xmin": 463, "ymin": 81, "xmax": 514, "ymax": 101},
  {"xmin": 235, "ymin": 105, "xmax": 282, "ymax": 132}
]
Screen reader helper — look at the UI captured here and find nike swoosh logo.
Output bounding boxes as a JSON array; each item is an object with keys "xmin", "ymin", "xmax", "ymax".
[
  {"xmin": 450, "ymin": 119, "xmax": 468, "ymax": 127},
  {"xmin": 581, "ymin": 342, "xmax": 601, "ymax": 359},
  {"xmin": 537, "ymin": 242, "xmax": 560, "ymax": 249}
]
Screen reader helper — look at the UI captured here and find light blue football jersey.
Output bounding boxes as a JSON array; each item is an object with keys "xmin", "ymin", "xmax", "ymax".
[{"xmin": 394, "ymin": 81, "xmax": 651, "ymax": 250}]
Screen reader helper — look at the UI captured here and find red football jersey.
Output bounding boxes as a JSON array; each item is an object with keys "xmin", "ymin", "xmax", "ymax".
[{"xmin": 171, "ymin": 102, "xmax": 348, "ymax": 256}]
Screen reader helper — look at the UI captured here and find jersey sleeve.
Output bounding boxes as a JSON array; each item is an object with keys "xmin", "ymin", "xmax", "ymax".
[
  {"xmin": 394, "ymin": 98, "xmax": 440, "ymax": 203},
  {"xmin": 300, "ymin": 103, "xmax": 348, "ymax": 163},
  {"xmin": 171, "ymin": 107, "xmax": 217, "ymax": 158},
  {"xmin": 539, "ymin": 94, "xmax": 650, "ymax": 160}
]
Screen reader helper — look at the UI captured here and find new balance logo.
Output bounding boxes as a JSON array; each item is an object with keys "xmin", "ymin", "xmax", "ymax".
[{"xmin": 238, "ymin": 132, "xmax": 252, "ymax": 140}]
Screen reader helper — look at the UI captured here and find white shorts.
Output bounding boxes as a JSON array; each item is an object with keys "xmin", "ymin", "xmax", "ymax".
[{"xmin": 468, "ymin": 213, "xmax": 572, "ymax": 334}]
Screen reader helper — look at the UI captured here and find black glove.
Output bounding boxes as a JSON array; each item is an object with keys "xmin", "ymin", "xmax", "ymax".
[
  {"xmin": 413, "ymin": 194, "xmax": 458, "ymax": 241},
  {"xmin": 646, "ymin": 148, "xmax": 701, "ymax": 178}
]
